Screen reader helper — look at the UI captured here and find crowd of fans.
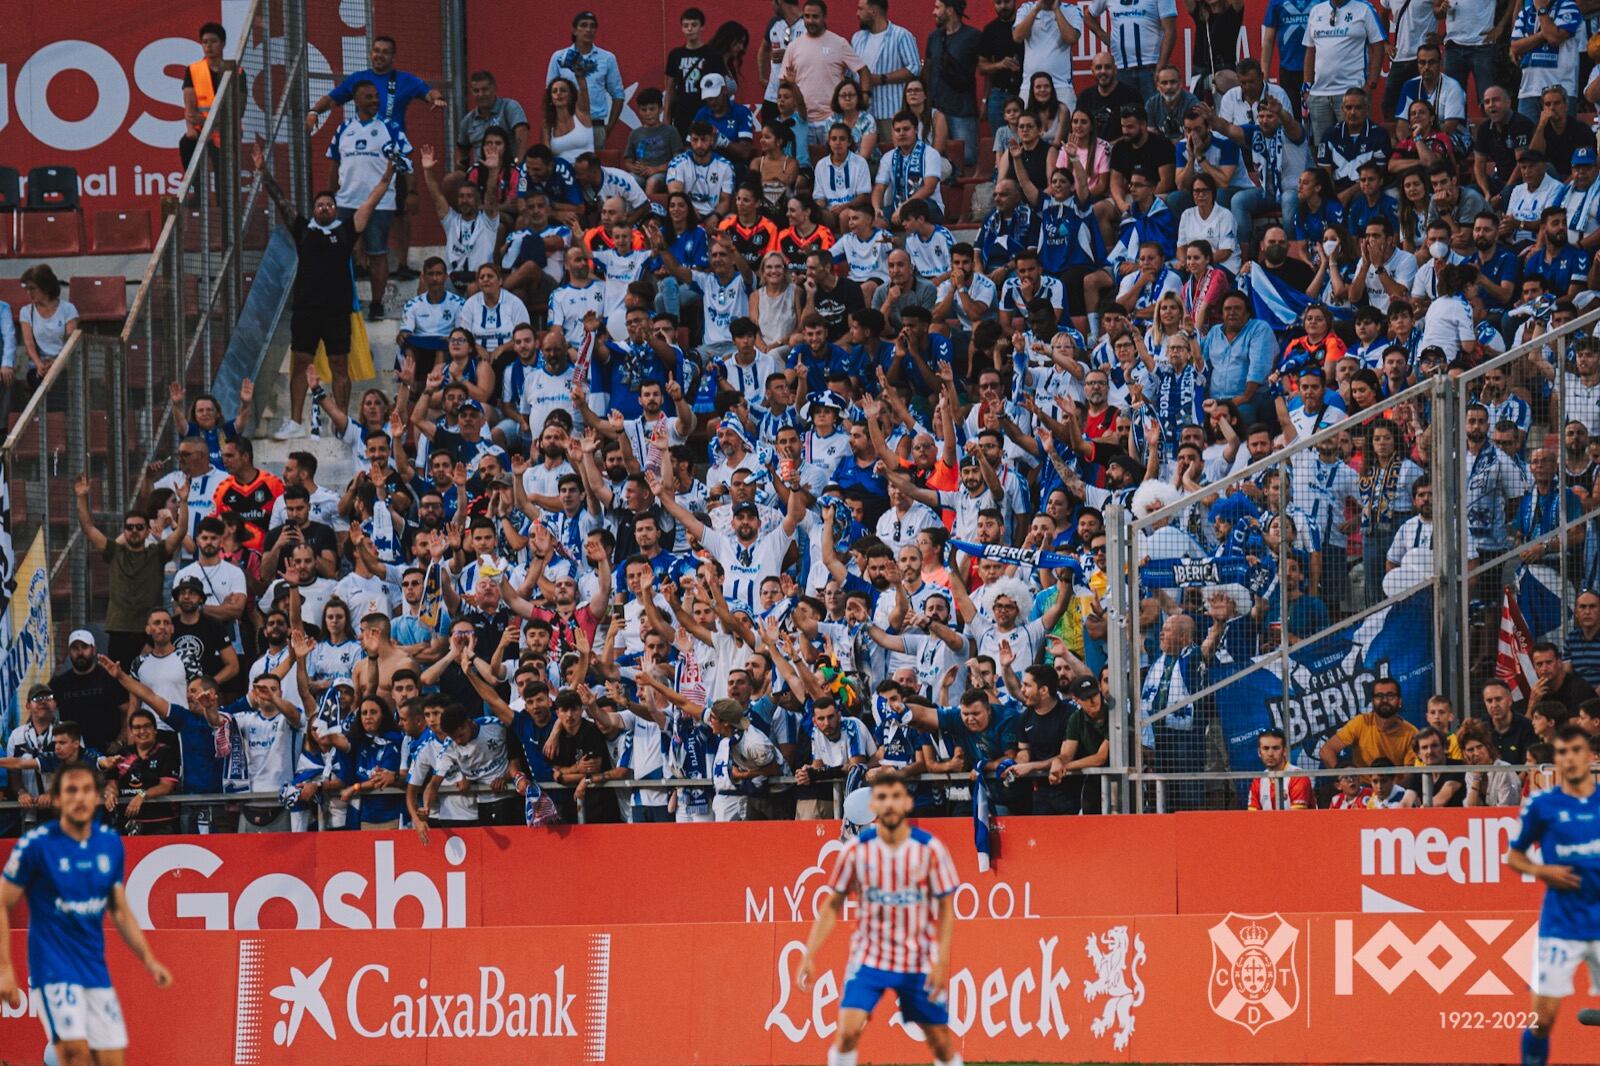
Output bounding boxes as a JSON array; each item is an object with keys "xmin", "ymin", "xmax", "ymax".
[{"xmin": 7, "ymin": 0, "xmax": 1600, "ymax": 833}]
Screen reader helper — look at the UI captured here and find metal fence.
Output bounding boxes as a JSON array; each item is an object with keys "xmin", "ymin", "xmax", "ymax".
[{"xmin": 1103, "ymin": 305, "xmax": 1600, "ymax": 813}]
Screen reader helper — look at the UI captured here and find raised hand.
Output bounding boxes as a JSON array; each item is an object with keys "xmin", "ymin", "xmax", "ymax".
[
  {"xmin": 420, "ymin": 144, "xmax": 437, "ymax": 170},
  {"xmin": 238, "ymin": 377, "xmax": 254, "ymax": 405}
]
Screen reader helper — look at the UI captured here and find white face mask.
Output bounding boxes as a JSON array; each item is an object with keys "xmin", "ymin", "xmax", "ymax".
[
  {"xmin": 1429, "ymin": 240, "xmax": 1449, "ymax": 259},
  {"xmin": 1321, "ymin": 238, "xmax": 1339, "ymax": 257}
]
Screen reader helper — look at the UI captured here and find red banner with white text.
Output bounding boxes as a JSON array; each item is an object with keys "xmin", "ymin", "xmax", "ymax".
[
  {"xmin": 2, "ymin": 911, "xmax": 1590, "ymax": 1064},
  {"xmin": 0, "ymin": 809, "xmax": 1543, "ymax": 935}
]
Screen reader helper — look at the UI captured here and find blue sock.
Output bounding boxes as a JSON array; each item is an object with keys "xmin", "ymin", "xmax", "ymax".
[{"xmin": 1522, "ymin": 1027, "xmax": 1549, "ymax": 1066}]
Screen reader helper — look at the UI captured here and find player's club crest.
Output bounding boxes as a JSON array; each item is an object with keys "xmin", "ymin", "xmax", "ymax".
[{"xmin": 1207, "ymin": 913, "xmax": 1301, "ymax": 1035}]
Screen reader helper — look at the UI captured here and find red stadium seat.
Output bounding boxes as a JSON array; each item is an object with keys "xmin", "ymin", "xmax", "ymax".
[
  {"xmin": 598, "ymin": 148, "xmax": 624, "ymax": 169},
  {"xmin": 0, "ymin": 278, "xmax": 27, "ymax": 317},
  {"xmin": 90, "ymin": 209, "xmax": 154, "ymax": 254},
  {"xmin": 70, "ymin": 276, "xmax": 129, "ymax": 324},
  {"xmin": 18, "ymin": 211, "xmax": 82, "ymax": 256},
  {"xmin": 942, "ymin": 184, "xmax": 969, "ymax": 226}
]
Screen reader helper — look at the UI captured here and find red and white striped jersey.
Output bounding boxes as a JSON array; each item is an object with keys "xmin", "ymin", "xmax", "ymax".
[
  {"xmin": 826, "ymin": 825, "xmax": 959, "ymax": 973},
  {"xmin": 1247, "ymin": 773, "xmax": 1315, "ymax": 810}
]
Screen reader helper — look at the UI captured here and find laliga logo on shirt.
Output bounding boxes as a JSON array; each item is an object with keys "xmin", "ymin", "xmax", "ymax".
[{"xmin": 1206, "ymin": 914, "xmax": 1300, "ymax": 1035}]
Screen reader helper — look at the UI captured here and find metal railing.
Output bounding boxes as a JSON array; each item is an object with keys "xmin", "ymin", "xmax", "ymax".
[{"xmin": 1103, "ymin": 305, "xmax": 1600, "ymax": 813}]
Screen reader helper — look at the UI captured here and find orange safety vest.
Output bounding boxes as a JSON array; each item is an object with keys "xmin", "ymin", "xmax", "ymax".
[{"xmin": 187, "ymin": 59, "xmax": 221, "ymax": 145}]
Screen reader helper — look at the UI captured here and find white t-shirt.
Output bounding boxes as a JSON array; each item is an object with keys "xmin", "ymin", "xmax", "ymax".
[
  {"xmin": 616, "ymin": 709, "xmax": 670, "ymax": 808},
  {"xmin": 592, "ymin": 246, "xmax": 654, "ymax": 338},
  {"xmin": 905, "ymin": 226, "xmax": 955, "ymax": 280},
  {"xmin": 873, "ymin": 144, "xmax": 946, "ymax": 215},
  {"xmin": 594, "ymin": 167, "xmax": 648, "ymax": 212},
  {"xmin": 327, "ymin": 115, "xmax": 410, "ymax": 210},
  {"xmin": 874, "ymin": 503, "xmax": 943, "ymax": 553},
  {"xmin": 832, "ymin": 229, "xmax": 893, "ymax": 283},
  {"xmin": 268, "ymin": 486, "xmax": 344, "ymax": 532},
  {"xmin": 1362, "ymin": 247, "xmax": 1420, "ymax": 315},
  {"xmin": 666, "ymin": 152, "xmax": 736, "ymax": 218},
  {"xmin": 1420, "ymin": 293, "xmax": 1476, "ymax": 361},
  {"xmin": 1216, "ymin": 84, "xmax": 1295, "ymax": 129},
  {"xmin": 456, "ymin": 290, "xmax": 530, "ymax": 352},
  {"xmin": 1089, "ymin": 0, "xmax": 1179, "ymax": 69},
  {"xmin": 226, "ymin": 704, "xmax": 298, "ymax": 793},
  {"xmin": 814, "ymin": 154, "xmax": 874, "ymax": 207},
  {"xmin": 700, "ymin": 525, "xmax": 794, "ymax": 611},
  {"xmin": 442, "ymin": 210, "xmax": 501, "ymax": 276},
  {"xmin": 1016, "ymin": 1, "xmax": 1085, "ymax": 102},
  {"xmin": 433, "ymin": 717, "xmax": 511, "ymax": 806},
  {"xmin": 521, "ymin": 364, "xmax": 578, "ymax": 435},
  {"xmin": 549, "ymin": 280, "xmax": 607, "ymax": 351},
  {"xmin": 401, "ymin": 291, "xmax": 467, "ymax": 344},
  {"xmin": 19, "ymin": 301, "xmax": 79, "ymax": 358},
  {"xmin": 722, "ymin": 350, "xmax": 784, "ymax": 407},
  {"xmin": 157, "ymin": 467, "xmax": 227, "ymax": 550},
  {"xmin": 690, "ymin": 269, "xmax": 751, "ymax": 346},
  {"xmin": 1178, "ymin": 204, "xmax": 1240, "ymax": 273},
  {"xmin": 173, "ymin": 558, "xmax": 247, "ymax": 610},
  {"xmin": 969, "ymin": 615, "xmax": 1048, "ymax": 666},
  {"xmin": 1444, "ymin": 0, "xmax": 1496, "ymax": 45},
  {"xmin": 132, "ymin": 650, "xmax": 189, "ymax": 727},
  {"xmin": 1304, "ymin": 0, "xmax": 1386, "ymax": 96},
  {"xmin": 935, "ymin": 272, "xmax": 999, "ymax": 331}
]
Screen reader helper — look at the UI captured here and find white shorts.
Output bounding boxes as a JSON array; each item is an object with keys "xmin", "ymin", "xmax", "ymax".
[
  {"xmin": 33, "ymin": 983, "xmax": 128, "ymax": 1050},
  {"xmin": 1533, "ymin": 937, "xmax": 1600, "ymax": 997}
]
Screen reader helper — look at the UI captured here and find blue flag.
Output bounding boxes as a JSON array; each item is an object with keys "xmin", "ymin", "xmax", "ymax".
[{"xmin": 973, "ymin": 772, "xmax": 998, "ymax": 873}]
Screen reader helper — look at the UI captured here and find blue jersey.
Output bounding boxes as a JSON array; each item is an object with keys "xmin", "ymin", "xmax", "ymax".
[
  {"xmin": 3, "ymin": 822, "xmax": 125, "ymax": 986},
  {"xmin": 1511, "ymin": 786, "xmax": 1600, "ymax": 941}
]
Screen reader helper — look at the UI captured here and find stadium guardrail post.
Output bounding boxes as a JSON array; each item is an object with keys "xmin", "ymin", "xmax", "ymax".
[
  {"xmin": 1104, "ymin": 501, "xmax": 1133, "ymax": 814},
  {"xmin": 1430, "ymin": 372, "xmax": 1466, "ymax": 716}
]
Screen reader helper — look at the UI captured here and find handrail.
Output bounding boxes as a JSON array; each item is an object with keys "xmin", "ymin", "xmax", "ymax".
[{"xmin": 0, "ymin": 328, "xmax": 84, "ymax": 457}]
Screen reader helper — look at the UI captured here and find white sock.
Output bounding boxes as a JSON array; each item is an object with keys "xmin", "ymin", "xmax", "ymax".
[
  {"xmin": 827, "ymin": 1049, "xmax": 858, "ymax": 1066},
  {"xmin": 1087, "ymin": 312, "xmax": 1101, "ymax": 339},
  {"xmin": 935, "ymin": 1055, "xmax": 964, "ymax": 1066}
]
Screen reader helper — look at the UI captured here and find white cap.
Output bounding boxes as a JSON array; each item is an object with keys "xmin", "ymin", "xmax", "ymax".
[
  {"xmin": 68, "ymin": 629, "xmax": 96, "ymax": 648},
  {"xmin": 699, "ymin": 73, "xmax": 727, "ymax": 99}
]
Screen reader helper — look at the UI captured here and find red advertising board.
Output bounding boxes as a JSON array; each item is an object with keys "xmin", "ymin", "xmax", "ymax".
[
  {"xmin": 0, "ymin": 809, "xmax": 1542, "ymax": 933},
  {"xmin": 3, "ymin": 2, "xmax": 447, "ymax": 228},
  {"xmin": 1, "ymin": 911, "xmax": 1589, "ymax": 1064},
  {"xmin": 466, "ymin": 0, "xmax": 1277, "ymax": 150}
]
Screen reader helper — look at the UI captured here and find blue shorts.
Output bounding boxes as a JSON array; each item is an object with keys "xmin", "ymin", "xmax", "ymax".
[
  {"xmin": 336, "ymin": 206, "xmax": 393, "ymax": 255},
  {"xmin": 840, "ymin": 963, "xmax": 949, "ymax": 1026}
]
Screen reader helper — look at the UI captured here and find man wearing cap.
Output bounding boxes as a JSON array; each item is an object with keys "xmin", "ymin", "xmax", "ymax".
[
  {"xmin": 1559, "ymin": 148, "xmax": 1600, "ymax": 253},
  {"xmin": 1050, "ymin": 676, "xmax": 1111, "ymax": 814},
  {"xmin": 705, "ymin": 697, "xmax": 786, "ymax": 822},
  {"xmin": 48, "ymin": 632, "xmax": 125, "ymax": 754},
  {"xmin": 655, "ymin": 462, "xmax": 805, "ymax": 614},
  {"xmin": 170, "ymin": 575, "xmax": 241, "ymax": 692},
  {"xmin": 5, "ymin": 685, "xmax": 57, "ymax": 826},
  {"xmin": 689, "ymin": 78, "xmax": 757, "ymax": 166},
  {"xmin": 1504, "ymin": 150, "xmax": 1567, "ymax": 246},
  {"xmin": 547, "ymin": 12, "xmax": 625, "ymax": 150}
]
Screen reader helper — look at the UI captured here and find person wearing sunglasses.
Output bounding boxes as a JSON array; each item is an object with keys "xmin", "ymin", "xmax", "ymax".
[{"xmin": 73, "ymin": 474, "xmax": 188, "ymax": 671}]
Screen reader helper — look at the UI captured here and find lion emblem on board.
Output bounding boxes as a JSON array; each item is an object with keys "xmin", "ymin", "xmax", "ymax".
[{"xmin": 1083, "ymin": 925, "xmax": 1146, "ymax": 1050}]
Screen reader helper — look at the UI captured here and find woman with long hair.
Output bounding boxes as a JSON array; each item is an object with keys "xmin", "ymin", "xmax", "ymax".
[
  {"xmin": 756, "ymin": 119, "xmax": 800, "ymax": 213},
  {"xmin": 544, "ymin": 76, "xmax": 594, "ymax": 163},
  {"xmin": 750, "ymin": 250, "xmax": 804, "ymax": 357},
  {"xmin": 337, "ymin": 695, "xmax": 406, "ymax": 830},
  {"xmin": 1053, "ymin": 108, "xmax": 1110, "ymax": 201},
  {"xmin": 1421, "ymin": 262, "xmax": 1481, "ymax": 366},
  {"xmin": 1279, "ymin": 302, "xmax": 1348, "ymax": 382},
  {"xmin": 1144, "ymin": 291, "xmax": 1189, "ymax": 361},
  {"xmin": 901, "ymin": 76, "xmax": 949, "ymax": 158},
  {"xmin": 13, "ymin": 263, "xmax": 79, "ymax": 421},
  {"xmin": 1025, "ymin": 73, "xmax": 1067, "ymax": 145},
  {"xmin": 1395, "ymin": 169, "xmax": 1432, "ymax": 253},
  {"xmin": 1357, "ymin": 417, "xmax": 1424, "ymax": 606},
  {"xmin": 308, "ymin": 597, "xmax": 362, "ymax": 699},
  {"xmin": 1180, "ymin": 240, "xmax": 1228, "ymax": 333},
  {"xmin": 653, "ymin": 191, "xmax": 708, "ymax": 326},
  {"xmin": 1310, "ymin": 224, "xmax": 1360, "ymax": 310},
  {"xmin": 830, "ymin": 79, "xmax": 878, "ymax": 162},
  {"xmin": 1389, "ymin": 99, "xmax": 1455, "ymax": 183},
  {"xmin": 776, "ymin": 193, "xmax": 835, "ymax": 273},
  {"xmin": 1290, "ymin": 168, "xmax": 1342, "ymax": 263},
  {"xmin": 462, "ymin": 125, "xmax": 527, "ymax": 225},
  {"xmin": 1343, "ymin": 367, "xmax": 1382, "ymax": 416},
  {"xmin": 457, "ymin": 261, "xmax": 531, "ymax": 363},
  {"xmin": 707, "ymin": 22, "xmax": 750, "ymax": 97}
]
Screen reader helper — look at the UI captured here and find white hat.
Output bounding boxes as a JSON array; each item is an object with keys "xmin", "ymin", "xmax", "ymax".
[
  {"xmin": 68, "ymin": 629, "xmax": 96, "ymax": 648},
  {"xmin": 699, "ymin": 73, "xmax": 728, "ymax": 98}
]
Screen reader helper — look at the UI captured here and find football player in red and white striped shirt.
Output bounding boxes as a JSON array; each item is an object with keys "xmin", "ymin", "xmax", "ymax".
[
  {"xmin": 797, "ymin": 773, "xmax": 963, "ymax": 1066},
  {"xmin": 1248, "ymin": 728, "xmax": 1314, "ymax": 810}
]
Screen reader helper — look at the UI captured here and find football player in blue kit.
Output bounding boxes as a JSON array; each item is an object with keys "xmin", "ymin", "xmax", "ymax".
[
  {"xmin": 1, "ymin": 760, "xmax": 172, "ymax": 1065},
  {"xmin": 1507, "ymin": 725, "xmax": 1600, "ymax": 1066}
]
